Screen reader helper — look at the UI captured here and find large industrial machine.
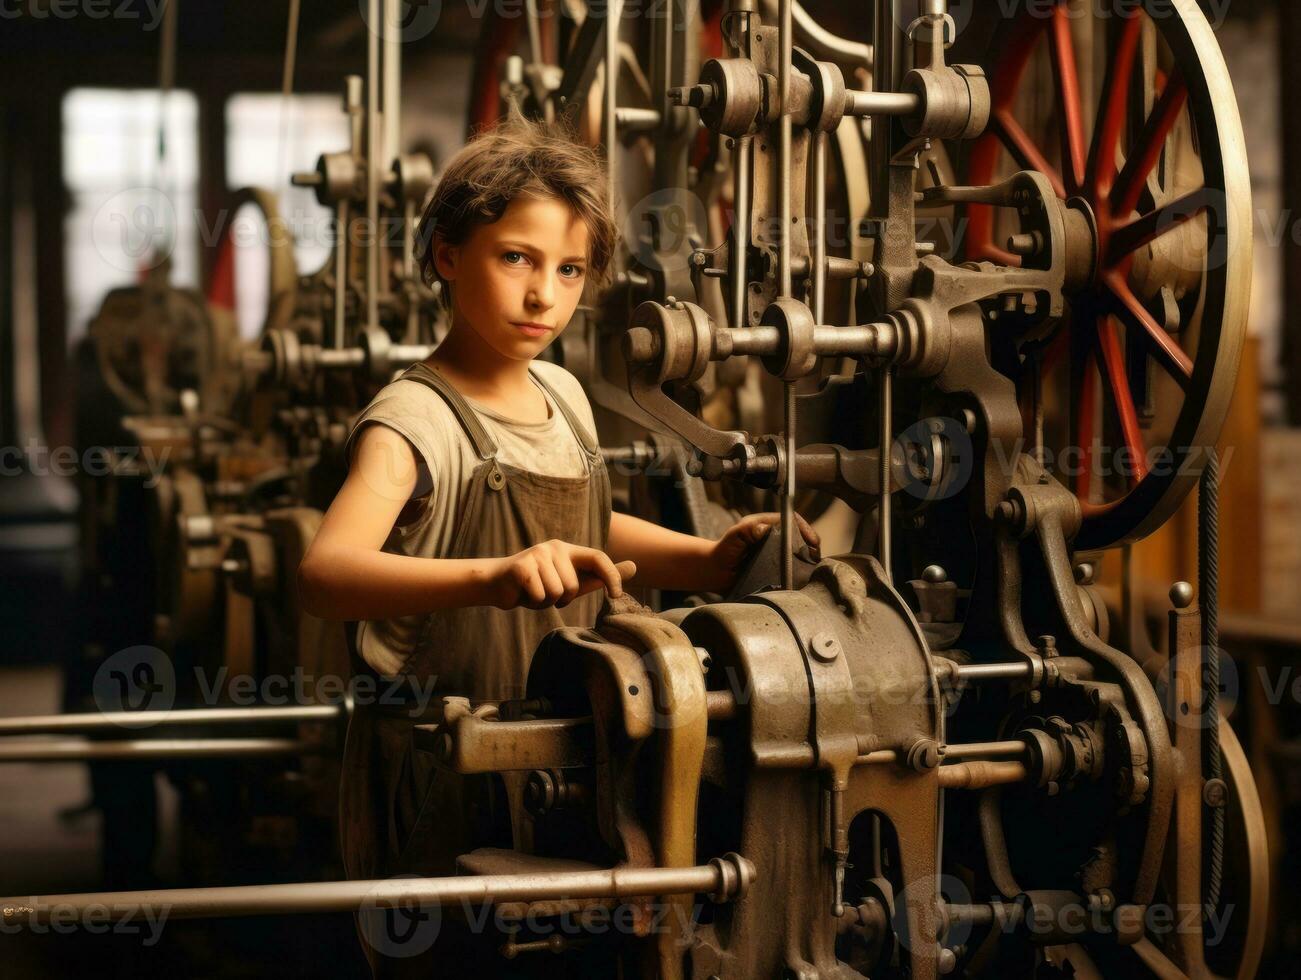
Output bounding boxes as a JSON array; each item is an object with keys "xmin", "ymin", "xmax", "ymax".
[{"xmin": 1, "ymin": 1, "xmax": 1269, "ymax": 977}]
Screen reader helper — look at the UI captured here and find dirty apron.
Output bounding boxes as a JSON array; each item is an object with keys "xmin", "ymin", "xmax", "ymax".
[{"xmin": 338, "ymin": 362, "xmax": 611, "ymax": 976}]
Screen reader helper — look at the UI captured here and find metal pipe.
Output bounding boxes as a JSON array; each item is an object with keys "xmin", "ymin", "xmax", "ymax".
[
  {"xmin": 0, "ymin": 704, "xmax": 342, "ymax": 736},
  {"xmin": 0, "ymin": 856, "xmax": 756, "ymax": 927},
  {"xmin": 366, "ymin": 0, "xmax": 381, "ymax": 330},
  {"xmin": 844, "ymin": 90, "xmax": 920, "ymax": 117},
  {"xmin": 0, "ymin": 739, "xmax": 318, "ymax": 763},
  {"xmin": 792, "ymin": 0, "xmax": 873, "ymax": 72}
]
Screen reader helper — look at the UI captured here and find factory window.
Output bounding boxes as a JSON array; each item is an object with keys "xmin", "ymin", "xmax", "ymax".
[
  {"xmin": 62, "ymin": 88, "xmax": 200, "ymax": 344},
  {"xmin": 224, "ymin": 93, "xmax": 351, "ymax": 339}
]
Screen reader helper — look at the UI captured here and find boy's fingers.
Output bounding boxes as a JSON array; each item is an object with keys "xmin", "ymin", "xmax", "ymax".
[
  {"xmin": 571, "ymin": 548, "xmax": 630, "ymax": 597},
  {"xmin": 553, "ymin": 552, "xmax": 582, "ymax": 607},
  {"xmin": 536, "ymin": 559, "xmax": 566, "ymax": 605}
]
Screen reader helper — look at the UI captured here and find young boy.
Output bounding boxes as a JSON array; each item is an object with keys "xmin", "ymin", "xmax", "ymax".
[{"xmin": 298, "ymin": 114, "xmax": 818, "ymax": 972}]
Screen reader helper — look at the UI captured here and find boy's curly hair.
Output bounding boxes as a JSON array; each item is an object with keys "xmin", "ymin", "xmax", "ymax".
[{"xmin": 415, "ymin": 111, "xmax": 619, "ymax": 310}]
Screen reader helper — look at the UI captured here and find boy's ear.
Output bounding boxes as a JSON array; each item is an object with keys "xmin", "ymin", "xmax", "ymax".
[{"xmin": 432, "ymin": 238, "xmax": 460, "ymax": 282}]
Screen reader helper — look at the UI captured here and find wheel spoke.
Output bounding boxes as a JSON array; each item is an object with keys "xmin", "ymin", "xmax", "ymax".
[
  {"xmin": 1088, "ymin": 13, "xmax": 1144, "ymax": 198},
  {"xmin": 993, "ymin": 109, "xmax": 1066, "ymax": 199},
  {"xmin": 1110, "ymin": 70, "xmax": 1189, "ymax": 217},
  {"xmin": 1096, "ymin": 316, "xmax": 1150, "ymax": 485},
  {"xmin": 1105, "ymin": 272, "xmax": 1193, "ymax": 388},
  {"xmin": 1105, "ymin": 187, "xmax": 1212, "ymax": 265},
  {"xmin": 1049, "ymin": 4, "xmax": 1087, "ymax": 194}
]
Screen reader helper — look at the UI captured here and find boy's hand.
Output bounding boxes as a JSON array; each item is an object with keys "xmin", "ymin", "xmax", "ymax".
[
  {"xmin": 488, "ymin": 540, "xmax": 636, "ymax": 611},
  {"xmin": 707, "ymin": 512, "xmax": 821, "ymax": 592}
]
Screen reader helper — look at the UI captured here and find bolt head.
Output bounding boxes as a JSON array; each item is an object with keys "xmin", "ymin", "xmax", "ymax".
[
  {"xmin": 1169, "ymin": 582, "xmax": 1195, "ymax": 610},
  {"xmin": 922, "ymin": 565, "xmax": 948, "ymax": 584}
]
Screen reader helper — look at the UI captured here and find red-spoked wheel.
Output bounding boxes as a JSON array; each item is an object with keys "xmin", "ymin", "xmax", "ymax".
[{"xmin": 964, "ymin": 0, "xmax": 1250, "ymax": 550}]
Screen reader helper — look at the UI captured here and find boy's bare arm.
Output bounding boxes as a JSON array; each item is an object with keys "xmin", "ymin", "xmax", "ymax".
[
  {"xmin": 298, "ymin": 425, "xmax": 631, "ymax": 621},
  {"xmin": 607, "ymin": 510, "xmax": 822, "ymax": 595}
]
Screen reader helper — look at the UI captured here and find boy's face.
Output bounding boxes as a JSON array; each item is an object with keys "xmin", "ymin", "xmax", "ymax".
[{"xmin": 434, "ymin": 195, "xmax": 591, "ymax": 363}]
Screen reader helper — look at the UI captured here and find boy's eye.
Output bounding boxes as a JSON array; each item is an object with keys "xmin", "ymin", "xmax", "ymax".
[
  {"xmin": 503, "ymin": 251, "xmax": 526, "ymax": 265},
  {"xmin": 561, "ymin": 264, "xmax": 586, "ymax": 279}
]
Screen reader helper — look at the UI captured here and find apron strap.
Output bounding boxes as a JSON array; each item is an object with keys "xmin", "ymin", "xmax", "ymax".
[
  {"xmin": 528, "ymin": 366, "xmax": 601, "ymax": 457},
  {"xmin": 399, "ymin": 362, "xmax": 499, "ymax": 461}
]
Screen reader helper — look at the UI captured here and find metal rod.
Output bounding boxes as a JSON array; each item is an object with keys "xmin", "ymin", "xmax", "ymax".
[
  {"xmin": 937, "ymin": 761, "xmax": 1029, "ymax": 791},
  {"xmin": 811, "ymin": 130, "xmax": 827, "ymax": 324},
  {"xmin": 783, "ymin": 383, "xmax": 797, "ymax": 590},
  {"xmin": 946, "ymin": 662, "xmax": 1034, "ymax": 682},
  {"xmin": 605, "ymin": 0, "xmax": 622, "ymax": 253},
  {"xmin": 0, "ymin": 739, "xmax": 318, "ymax": 763},
  {"xmin": 0, "ymin": 704, "xmax": 343, "ymax": 737},
  {"xmin": 844, "ymin": 90, "xmax": 920, "ymax": 117},
  {"xmin": 333, "ymin": 201, "xmax": 348, "ymax": 349},
  {"xmin": 366, "ymin": 0, "xmax": 381, "ymax": 330},
  {"xmin": 1, "ymin": 858, "xmax": 755, "ymax": 926},
  {"xmin": 878, "ymin": 365, "xmax": 892, "ymax": 581},
  {"xmin": 778, "ymin": 0, "xmax": 796, "ymax": 591},
  {"xmin": 383, "ymin": 0, "xmax": 401, "ymax": 175},
  {"xmin": 942, "ymin": 740, "xmax": 1028, "ymax": 762},
  {"xmin": 731, "ymin": 135, "xmax": 752, "ymax": 330}
]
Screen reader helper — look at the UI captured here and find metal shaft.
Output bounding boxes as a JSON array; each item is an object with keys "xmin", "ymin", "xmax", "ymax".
[
  {"xmin": 383, "ymin": 0, "xmax": 401, "ymax": 173},
  {"xmin": 1, "ymin": 857, "xmax": 755, "ymax": 926},
  {"xmin": 0, "ymin": 739, "xmax": 317, "ymax": 763},
  {"xmin": 0, "ymin": 704, "xmax": 343, "ymax": 737},
  {"xmin": 366, "ymin": 0, "xmax": 381, "ymax": 330},
  {"xmin": 778, "ymin": 0, "xmax": 796, "ymax": 591}
]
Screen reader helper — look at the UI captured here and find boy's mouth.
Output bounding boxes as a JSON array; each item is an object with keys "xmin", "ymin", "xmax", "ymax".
[{"xmin": 511, "ymin": 321, "xmax": 554, "ymax": 338}]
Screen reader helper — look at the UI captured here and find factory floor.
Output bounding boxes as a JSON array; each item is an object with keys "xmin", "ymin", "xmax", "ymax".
[{"xmin": 0, "ymin": 535, "xmax": 370, "ymax": 979}]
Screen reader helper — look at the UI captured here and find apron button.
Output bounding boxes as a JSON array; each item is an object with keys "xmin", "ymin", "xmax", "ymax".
[{"xmin": 488, "ymin": 468, "xmax": 506, "ymax": 490}]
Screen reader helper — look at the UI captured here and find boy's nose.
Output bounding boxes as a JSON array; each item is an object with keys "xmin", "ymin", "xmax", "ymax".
[{"xmin": 526, "ymin": 274, "xmax": 556, "ymax": 311}]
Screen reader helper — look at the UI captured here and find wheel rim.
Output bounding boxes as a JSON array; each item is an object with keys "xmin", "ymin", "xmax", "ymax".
[{"xmin": 964, "ymin": 0, "xmax": 1250, "ymax": 550}]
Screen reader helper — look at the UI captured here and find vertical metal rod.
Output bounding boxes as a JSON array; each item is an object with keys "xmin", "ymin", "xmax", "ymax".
[
  {"xmin": 731, "ymin": 136, "xmax": 752, "ymax": 330},
  {"xmin": 811, "ymin": 129, "xmax": 827, "ymax": 324},
  {"xmin": 366, "ymin": 0, "xmax": 381, "ymax": 331},
  {"xmin": 383, "ymin": 0, "xmax": 401, "ymax": 172},
  {"xmin": 525, "ymin": 0, "xmax": 544, "ymax": 67},
  {"xmin": 779, "ymin": 0, "xmax": 796, "ymax": 591},
  {"xmin": 334, "ymin": 201, "xmax": 348, "ymax": 350},
  {"xmin": 878, "ymin": 365, "xmax": 893, "ymax": 581},
  {"xmin": 605, "ymin": 0, "xmax": 622, "ymax": 240},
  {"xmin": 870, "ymin": 0, "xmax": 902, "ymax": 219}
]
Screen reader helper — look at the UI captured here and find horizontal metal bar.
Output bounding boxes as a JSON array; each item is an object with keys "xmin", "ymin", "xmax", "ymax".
[
  {"xmin": 0, "ymin": 738, "xmax": 317, "ymax": 763},
  {"xmin": 942, "ymin": 740, "xmax": 1027, "ymax": 762},
  {"xmin": 945, "ymin": 662, "xmax": 1035, "ymax": 682},
  {"xmin": 937, "ymin": 761, "xmax": 1029, "ymax": 790},
  {"xmin": 844, "ymin": 90, "xmax": 920, "ymax": 117},
  {"xmin": 0, "ymin": 856, "xmax": 755, "ymax": 926},
  {"xmin": 0, "ymin": 704, "xmax": 344, "ymax": 737}
]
